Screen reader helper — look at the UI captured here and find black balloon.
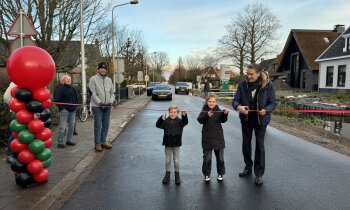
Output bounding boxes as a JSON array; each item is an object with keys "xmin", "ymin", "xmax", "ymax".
[
  {"xmin": 39, "ymin": 109, "xmax": 51, "ymax": 121},
  {"xmin": 43, "ymin": 118, "xmax": 51, "ymax": 128},
  {"xmin": 11, "ymin": 159, "xmax": 27, "ymax": 173},
  {"xmin": 26, "ymin": 100, "xmax": 43, "ymax": 113},
  {"xmin": 15, "ymin": 172, "xmax": 36, "ymax": 188},
  {"xmin": 15, "ymin": 88, "xmax": 33, "ymax": 102}
]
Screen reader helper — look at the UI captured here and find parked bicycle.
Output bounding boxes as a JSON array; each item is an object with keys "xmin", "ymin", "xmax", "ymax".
[{"xmin": 77, "ymin": 95, "xmax": 93, "ymax": 122}]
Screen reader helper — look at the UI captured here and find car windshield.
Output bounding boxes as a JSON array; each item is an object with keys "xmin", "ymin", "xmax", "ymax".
[
  {"xmin": 149, "ymin": 82, "xmax": 160, "ymax": 87},
  {"xmin": 176, "ymin": 82, "xmax": 187, "ymax": 86},
  {"xmin": 154, "ymin": 85, "xmax": 169, "ymax": 90}
]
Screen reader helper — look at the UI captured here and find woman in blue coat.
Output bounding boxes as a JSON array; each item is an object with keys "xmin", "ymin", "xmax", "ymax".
[{"xmin": 232, "ymin": 64, "xmax": 277, "ymax": 186}]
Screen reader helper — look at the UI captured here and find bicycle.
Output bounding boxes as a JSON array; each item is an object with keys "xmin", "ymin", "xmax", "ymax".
[{"xmin": 77, "ymin": 97, "xmax": 93, "ymax": 122}]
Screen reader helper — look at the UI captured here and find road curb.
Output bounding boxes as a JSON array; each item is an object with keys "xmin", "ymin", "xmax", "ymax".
[{"xmin": 32, "ymin": 97, "xmax": 150, "ymax": 209}]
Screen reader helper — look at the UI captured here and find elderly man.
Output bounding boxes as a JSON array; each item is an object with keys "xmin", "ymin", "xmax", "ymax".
[
  {"xmin": 54, "ymin": 75, "xmax": 78, "ymax": 148},
  {"xmin": 89, "ymin": 62, "xmax": 115, "ymax": 152}
]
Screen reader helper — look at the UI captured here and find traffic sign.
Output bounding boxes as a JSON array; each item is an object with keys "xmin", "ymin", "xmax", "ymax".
[
  {"xmin": 117, "ymin": 58, "xmax": 125, "ymax": 73},
  {"xmin": 137, "ymin": 71, "xmax": 143, "ymax": 82},
  {"xmin": 145, "ymin": 75, "xmax": 149, "ymax": 82},
  {"xmin": 116, "ymin": 73, "xmax": 124, "ymax": 84},
  {"xmin": 7, "ymin": 10, "xmax": 38, "ymax": 36},
  {"xmin": 10, "ymin": 37, "xmax": 36, "ymax": 52}
]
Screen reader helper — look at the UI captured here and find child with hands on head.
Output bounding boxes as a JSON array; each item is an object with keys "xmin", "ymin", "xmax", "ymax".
[
  {"xmin": 197, "ymin": 93, "xmax": 229, "ymax": 182},
  {"xmin": 156, "ymin": 105, "xmax": 188, "ymax": 185}
]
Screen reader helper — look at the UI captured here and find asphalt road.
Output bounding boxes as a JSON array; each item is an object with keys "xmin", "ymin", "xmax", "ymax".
[{"xmin": 61, "ymin": 92, "xmax": 350, "ymax": 210}]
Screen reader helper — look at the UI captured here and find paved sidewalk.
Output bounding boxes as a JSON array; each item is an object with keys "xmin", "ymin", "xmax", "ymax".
[{"xmin": 0, "ymin": 95, "xmax": 150, "ymax": 210}]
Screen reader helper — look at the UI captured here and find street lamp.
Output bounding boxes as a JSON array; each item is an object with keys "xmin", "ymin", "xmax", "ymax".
[
  {"xmin": 112, "ymin": 0, "xmax": 139, "ymax": 102},
  {"xmin": 80, "ymin": 0, "xmax": 87, "ymax": 111}
]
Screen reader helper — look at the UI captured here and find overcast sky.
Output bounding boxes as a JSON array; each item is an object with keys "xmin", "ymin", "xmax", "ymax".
[{"xmin": 108, "ymin": 0, "xmax": 349, "ymax": 67}]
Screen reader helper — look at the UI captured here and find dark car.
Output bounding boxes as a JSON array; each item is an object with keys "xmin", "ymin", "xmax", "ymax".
[
  {"xmin": 152, "ymin": 84, "xmax": 172, "ymax": 100},
  {"xmin": 175, "ymin": 82, "xmax": 189, "ymax": 95},
  {"xmin": 147, "ymin": 82, "xmax": 161, "ymax": 96}
]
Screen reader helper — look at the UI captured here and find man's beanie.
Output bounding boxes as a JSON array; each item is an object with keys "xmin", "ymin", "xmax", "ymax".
[{"xmin": 97, "ymin": 62, "xmax": 107, "ymax": 70}]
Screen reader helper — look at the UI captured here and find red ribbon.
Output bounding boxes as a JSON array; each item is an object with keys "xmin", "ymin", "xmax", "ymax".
[{"xmin": 50, "ymin": 101, "xmax": 350, "ymax": 113}]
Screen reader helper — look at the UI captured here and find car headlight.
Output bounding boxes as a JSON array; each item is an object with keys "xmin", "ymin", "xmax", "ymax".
[
  {"xmin": 167, "ymin": 92, "xmax": 171, "ymax": 95},
  {"xmin": 175, "ymin": 87, "xmax": 179, "ymax": 89}
]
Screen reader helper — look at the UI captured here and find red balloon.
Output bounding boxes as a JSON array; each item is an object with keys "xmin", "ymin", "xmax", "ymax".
[
  {"xmin": 12, "ymin": 132, "xmax": 18, "ymax": 139},
  {"xmin": 42, "ymin": 99, "xmax": 52, "ymax": 109},
  {"xmin": 35, "ymin": 128, "xmax": 52, "ymax": 141},
  {"xmin": 44, "ymin": 138, "xmax": 52, "ymax": 148},
  {"xmin": 10, "ymin": 139, "xmax": 28, "ymax": 153},
  {"xmin": 28, "ymin": 119, "xmax": 44, "ymax": 134},
  {"xmin": 6, "ymin": 46, "xmax": 55, "ymax": 90},
  {"xmin": 33, "ymin": 168, "xmax": 49, "ymax": 183},
  {"xmin": 10, "ymin": 86, "xmax": 19, "ymax": 98},
  {"xmin": 33, "ymin": 87, "xmax": 51, "ymax": 102},
  {"xmin": 27, "ymin": 160, "xmax": 44, "ymax": 174},
  {"xmin": 18, "ymin": 149, "xmax": 35, "ymax": 164},
  {"xmin": 16, "ymin": 109, "xmax": 34, "ymax": 124},
  {"xmin": 9, "ymin": 98, "xmax": 26, "ymax": 112}
]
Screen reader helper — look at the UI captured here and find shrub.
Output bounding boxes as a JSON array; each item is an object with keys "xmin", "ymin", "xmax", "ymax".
[{"xmin": 274, "ymin": 104, "xmax": 299, "ymax": 118}]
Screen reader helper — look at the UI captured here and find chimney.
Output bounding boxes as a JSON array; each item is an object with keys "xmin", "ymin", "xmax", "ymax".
[
  {"xmin": 94, "ymin": 39, "xmax": 100, "ymax": 46},
  {"xmin": 333, "ymin": 24, "xmax": 345, "ymax": 33}
]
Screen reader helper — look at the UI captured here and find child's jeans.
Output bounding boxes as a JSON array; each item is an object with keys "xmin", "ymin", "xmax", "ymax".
[
  {"xmin": 165, "ymin": 146, "xmax": 180, "ymax": 172},
  {"xmin": 202, "ymin": 149, "xmax": 225, "ymax": 176}
]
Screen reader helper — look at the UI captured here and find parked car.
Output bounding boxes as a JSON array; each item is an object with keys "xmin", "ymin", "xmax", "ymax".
[
  {"xmin": 152, "ymin": 84, "xmax": 172, "ymax": 100},
  {"xmin": 130, "ymin": 82, "xmax": 146, "ymax": 89},
  {"xmin": 146, "ymin": 82, "xmax": 161, "ymax": 96},
  {"xmin": 175, "ymin": 82, "xmax": 189, "ymax": 95}
]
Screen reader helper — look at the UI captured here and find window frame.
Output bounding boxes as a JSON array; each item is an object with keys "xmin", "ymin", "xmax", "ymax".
[
  {"xmin": 325, "ymin": 66, "xmax": 334, "ymax": 87},
  {"xmin": 337, "ymin": 65, "xmax": 346, "ymax": 87}
]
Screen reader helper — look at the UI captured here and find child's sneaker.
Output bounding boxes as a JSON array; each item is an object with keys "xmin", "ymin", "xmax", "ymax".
[
  {"xmin": 217, "ymin": 175, "xmax": 224, "ymax": 181},
  {"xmin": 204, "ymin": 176, "xmax": 211, "ymax": 182}
]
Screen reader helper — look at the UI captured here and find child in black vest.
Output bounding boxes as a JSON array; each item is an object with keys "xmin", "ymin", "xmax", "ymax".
[{"xmin": 156, "ymin": 105, "xmax": 188, "ymax": 185}]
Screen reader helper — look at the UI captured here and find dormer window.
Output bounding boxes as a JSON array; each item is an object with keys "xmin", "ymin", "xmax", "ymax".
[{"xmin": 344, "ymin": 36, "xmax": 350, "ymax": 52}]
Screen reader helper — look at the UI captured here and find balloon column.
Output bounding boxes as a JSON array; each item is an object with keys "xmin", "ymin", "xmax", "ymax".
[{"xmin": 6, "ymin": 46, "xmax": 55, "ymax": 188}]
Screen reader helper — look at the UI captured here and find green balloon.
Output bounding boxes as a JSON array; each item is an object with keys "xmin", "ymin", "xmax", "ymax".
[
  {"xmin": 36, "ymin": 148, "xmax": 51, "ymax": 161},
  {"xmin": 18, "ymin": 130, "xmax": 34, "ymax": 144},
  {"xmin": 29, "ymin": 140, "xmax": 45, "ymax": 154},
  {"xmin": 10, "ymin": 120, "xmax": 27, "ymax": 133},
  {"xmin": 43, "ymin": 158, "xmax": 51, "ymax": 168}
]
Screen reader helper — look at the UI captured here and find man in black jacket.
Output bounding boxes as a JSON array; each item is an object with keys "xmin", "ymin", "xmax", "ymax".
[
  {"xmin": 54, "ymin": 75, "xmax": 78, "ymax": 148},
  {"xmin": 232, "ymin": 64, "xmax": 277, "ymax": 186}
]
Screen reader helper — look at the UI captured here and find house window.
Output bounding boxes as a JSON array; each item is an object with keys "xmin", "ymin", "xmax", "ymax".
[
  {"xmin": 337, "ymin": 65, "xmax": 346, "ymax": 87},
  {"xmin": 348, "ymin": 37, "xmax": 350, "ymax": 51},
  {"xmin": 326, "ymin": 66, "xmax": 333, "ymax": 87}
]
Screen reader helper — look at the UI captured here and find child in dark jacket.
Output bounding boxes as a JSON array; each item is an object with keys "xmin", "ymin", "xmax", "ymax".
[
  {"xmin": 197, "ymin": 93, "xmax": 229, "ymax": 182},
  {"xmin": 156, "ymin": 105, "xmax": 188, "ymax": 185}
]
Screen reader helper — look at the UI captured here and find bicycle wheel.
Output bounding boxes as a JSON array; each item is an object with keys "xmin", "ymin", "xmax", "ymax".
[{"xmin": 79, "ymin": 106, "xmax": 89, "ymax": 122}]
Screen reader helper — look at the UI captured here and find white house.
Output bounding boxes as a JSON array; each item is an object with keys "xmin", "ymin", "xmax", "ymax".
[{"xmin": 316, "ymin": 25, "xmax": 350, "ymax": 92}]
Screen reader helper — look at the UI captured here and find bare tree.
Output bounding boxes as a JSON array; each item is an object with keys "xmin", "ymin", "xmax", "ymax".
[
  {"xmin": 201, "ymin": 54, "xmax": 218, "ymax": 68},
  {"xmin": 217, "ymin": 20, "xmax": 248, "ymax": 76},
  {"xmin": 185, "ymin": 55, "xmax": 202, "ymax": 71},
  {"xmin": 149, "ymin": 51, "xmax": 170, "ymax": 74},
  {"xmin": 236, "ymin": 2, "xmax": 280, "ymax": 63},
  {"xmin": 185, "ymin": 55, "xmax": 202, "ymax": 83}
]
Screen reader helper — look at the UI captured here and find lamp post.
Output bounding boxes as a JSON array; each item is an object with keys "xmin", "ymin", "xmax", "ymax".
[
  {"xmin": 80, "ymin": 0, "xmax": 87, "ymax": 109},
  {"xmin": 112, "ymin": 0, "xmax": 139, "ymax": 102}
]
